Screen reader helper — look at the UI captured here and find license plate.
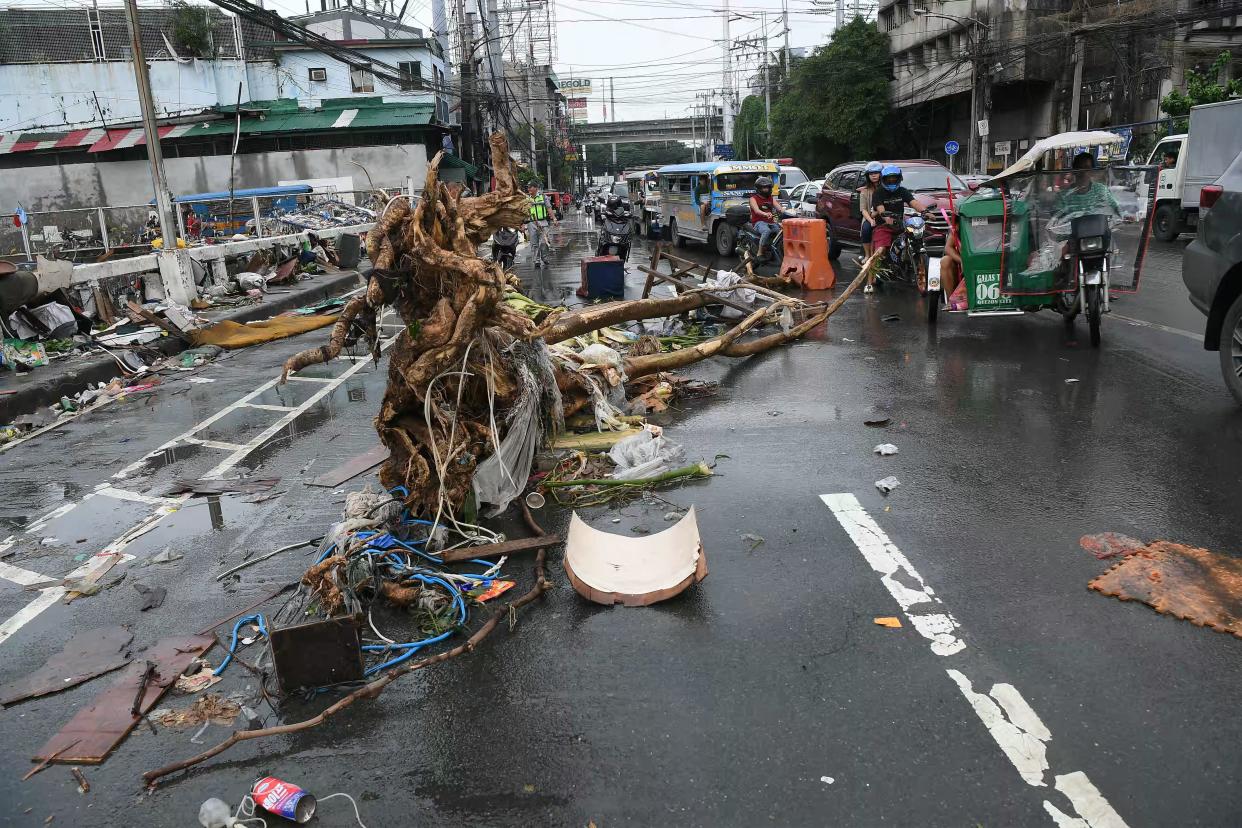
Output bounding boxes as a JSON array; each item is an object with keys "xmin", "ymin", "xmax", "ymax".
[{"xmin": 971, "ymin": 217, "xmax": 988, "ymax": 227}]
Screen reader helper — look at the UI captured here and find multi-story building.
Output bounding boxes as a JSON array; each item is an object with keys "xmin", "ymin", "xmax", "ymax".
[{"xmin": 881, "ymin": 0, "xmax": 1242, "ymax": 172}]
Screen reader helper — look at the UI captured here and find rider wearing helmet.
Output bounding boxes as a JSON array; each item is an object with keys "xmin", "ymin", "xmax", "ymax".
[
  {"xmin": 605, "ymin": 194, "xmax": 629, "ymax": 219},
  {"xmin": 748, "ymin": 175, "xmax": 791, "ymax": 260},
  {"xmin": 868, "ymin": 164, "xmax": 933, "ymax": 292},
  {"xmin": 859, "ymin": 161, "xmax": 885, "ymax": 261}
]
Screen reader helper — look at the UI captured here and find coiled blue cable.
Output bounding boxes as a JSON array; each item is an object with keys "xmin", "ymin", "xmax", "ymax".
[{"xmin": 213, "ymin": 613, "xmax": 267, "ymax": 676}]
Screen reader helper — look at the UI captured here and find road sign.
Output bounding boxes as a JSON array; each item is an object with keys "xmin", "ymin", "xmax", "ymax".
[
  {"xmin": 715, "ymin": 143, "xmax": 735, "ymax": 159},
  {"xmin": 993, "ymin": 140, "xmax": 1012, "ymax": 156},
  {"xmin": 945, "ymin": 140, "xmax": 960, "ymax": 156},
  {"xmin": 977, "ymin": 120, "xmax": 990, "ymax": 137}
]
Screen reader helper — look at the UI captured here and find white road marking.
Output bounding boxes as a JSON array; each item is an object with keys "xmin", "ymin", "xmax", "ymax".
[
  {"xmin": 238, "ymin": 402, "xmax": 297, "ymax": 412},
  {"xmin": 0, "ymin": 559, "xmax": 49, "ymax": 587},
  {"xmin": 1111, "ymin": 313, "xmax": 1201, "ymax": 343},
  {"xmin": 94, "ymin": 486, "xmax": 179, "ymax": 506},
  {"xmin": 0, "ymin": 313, "xmax": 397, "ymax": 648},
  {"xmin": 819, "ymin": 493, "xmax": 965, "ymax": 656},
  {"xmin": 821, "ymin": 493, "xmax": 1128, "ymax": 828}
]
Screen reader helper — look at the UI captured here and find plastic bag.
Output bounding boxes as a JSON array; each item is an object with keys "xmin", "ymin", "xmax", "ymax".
[
  {"xmin": 706, "ymin": 270, "xmax": 757, "ymax": 319},
  {"xmin": 578, "ymin": 343, "xmax": 622, "ymax": 370},
  {"xmin": 609, "ymin": 427, "xmax": 686, "ymax": 481}
]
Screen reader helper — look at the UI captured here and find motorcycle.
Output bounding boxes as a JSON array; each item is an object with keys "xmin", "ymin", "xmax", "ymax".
[
  {"xmin": 739, "ymin": 215, "xmax": 786, "ymax": 267},
  {"xmin": 1049, "ymin": 212, "xmax": 1113, "ymax": 346},
  {"xmin": 491, "ymin": 227, "xmax": 519, "ymax": 271},
  {"xmin": 882, "ymin": 212, "xmax": 935, "ymax": 320},
  {"xmin": 596, "ymin": 209, "xmax": 633, "ymax": 264}
]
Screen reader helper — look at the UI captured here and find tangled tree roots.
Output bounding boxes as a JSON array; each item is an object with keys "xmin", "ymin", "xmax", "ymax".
[{"xmin": 282, "ymin": 132, "xmax": 866, "ymax": 517}]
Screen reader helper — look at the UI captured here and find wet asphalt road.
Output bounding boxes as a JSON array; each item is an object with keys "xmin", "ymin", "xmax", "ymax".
[{"xmin": 0, "ymin": 212, "xmax": 1239, "ymax": 827}]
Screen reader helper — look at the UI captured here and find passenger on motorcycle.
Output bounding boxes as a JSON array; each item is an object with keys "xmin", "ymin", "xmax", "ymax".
[
  {"xmin": 868, "ymin": 164, "xmax": 934, "ymax": 293},
  {"xmin": 748, "ymin": 176, "xmax": 793, "ymax": 260},
  {"xmin": 858, "ymin": 161, "xmax": 884, "ymax": 262}
]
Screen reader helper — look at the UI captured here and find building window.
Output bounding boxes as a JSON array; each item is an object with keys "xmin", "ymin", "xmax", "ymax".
[
  {"xmin": 308, "ymin": 67, "xmax": 328, "ymax": 82},
  {"xmin": 398, "ymin": 61, "xmax": 422, "ymax": 91},
  {"xmin": 350, "ymin": 65, "xmax": 375, "ymax": 93}
]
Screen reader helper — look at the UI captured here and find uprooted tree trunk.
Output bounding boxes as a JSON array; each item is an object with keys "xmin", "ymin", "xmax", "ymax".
[{"xmin": 280, "ymin": 131, "xmax": 867, "ymax": 518}]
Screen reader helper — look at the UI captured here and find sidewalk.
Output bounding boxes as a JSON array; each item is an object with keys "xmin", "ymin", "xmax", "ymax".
[{"xmin": 0, "ymin": 266, "xmax": 364, "ymax": 423}]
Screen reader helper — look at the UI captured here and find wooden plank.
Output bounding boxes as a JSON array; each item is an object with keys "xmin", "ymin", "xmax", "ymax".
[
  {"xmin": 33, "ymin": 634, "xmax": 214, "ymax": 764},
  {"xmin": 436, "ymin": 534, "xmax": 562, "ymax": 563},
  {"xmin": 307, "ymin": 444, "xmax": 390, "ymax": 488}
]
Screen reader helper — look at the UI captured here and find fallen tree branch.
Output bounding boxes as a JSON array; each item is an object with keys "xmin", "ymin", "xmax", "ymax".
[
  {"xmin": 623, "ymin": 299, "xmax": 795, "ymax": 379},
  {"xmin": 143, "ymin": 517, "xmax": 552, "ymax": 788},
  {"xmin": 538, "ymin": 285, "xmax": 754, "ymax": 344}
]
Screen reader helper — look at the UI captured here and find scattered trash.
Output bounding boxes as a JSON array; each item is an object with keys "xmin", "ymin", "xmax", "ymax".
[
  {"xmin": 1065, "ymin": 378, "xmax": 1080, "ymax": 384},
  {"xmin": 150, "ymin": 694, "xmax": 241, "ymax": 728},
  {"xmin": 873, "ymin": 443, "xmax": 899, "ymax": 456},
  {"xmin": 663, "ymin": 511, "xmax": 682, "ymax": 521},
  {"xmin": 1079, "ymin": 532, "xmax": 1146, "ymax": 560},
  {"xmin": 1089, "ymin": 540, "xmax": 1242, "ymax": 638},
  {"xmin": 253, "ymin": 776, "xmax": 317, "ymax": 823},
  {"xmin": 187, "ymin": 377, "xmax": 216, "ymax": 384},
  {"xmin": 70, "ymin": 767, "xmax": 89, "ymax": 794},
  {"xmin": 863, "ymin": 407, "xmax": 892, "ymax": 427},
  {"xmin": 269, "ymin": 616, "xmax": 364, "ymax": 692},
  {"xmin": 0, "ymin": 626, "xmax": 132, "ymax": 706},
  {"xmin": 524, "ymin": 491, "xmax": 546, "ymax": 509},
  {"xmin": 141, "ymin": 548, "xmax": 184, "ymax": 566},
  {"xmin": 133, "ymin": 583, "xmax": 167, "ymax": 611},
  {"xmin": 174, "ymin": 661, "xmax": 221, "ymax": 695},
  {"xmin": 875, "ymin": 476, "xmax": 901, "ymax": 495},
  {"xmin": 821, "ymin": 776, "xmax": 835, "ymax": 785},
  {"xmin": 307, "ymin": 445, "xmax": 389, "ymax": 488},
  {"xmin": 741, "ymin": 532, "xmax": 765, "ymax": 552},
  {"xmin": 842, "ymin": 337, "xmax": 855, "ymax": 342},
  {"xmin": 609, "ymin": 426, "xmax": 686, "ymax": 481},
  {"xmin": 874, "ymin": 616, "xmax": 902, "ymax": 628},
  {"xmin": 564, "ymin": 508, "xmax": 707, "ymax": 606},
  {"xmin": 882, "ymin": 314, "xmax": 901, "ymax": 322}
]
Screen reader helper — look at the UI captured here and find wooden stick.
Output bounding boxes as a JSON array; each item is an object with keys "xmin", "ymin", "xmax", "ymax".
[
  {"xmin": 434, "ymin": 533, "xmax": 560, "ymax": 563},
  {"xmin": 623, "ymin": 299, "xmax": 795, "ymax": 379},
  {"xmin": 143, "ymin": 523, "xmax": 552, "ymax": 787}
]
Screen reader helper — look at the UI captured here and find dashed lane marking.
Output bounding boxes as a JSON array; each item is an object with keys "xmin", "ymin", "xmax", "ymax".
[{"xmin": 820, "ymin": 493, "xmax": 1128, "ymax": 828}]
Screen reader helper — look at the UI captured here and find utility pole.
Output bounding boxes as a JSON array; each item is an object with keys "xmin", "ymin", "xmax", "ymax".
[
  {"xmin": 1068, "ymin": 29, "xmax": 1085, "ymax": 130},
  {"xmin": 609, "ymin": 76, "xmax": 616, "ymax": 121},
  {"xmin": 457, "ymin": 0, "xmax": 472, "ymax": 165},
  {"xmin": 761, "ymin": 11, "xmax": 771, "ymax": 139},
  {"xmin": 835, "ymin": 0, "xmax": 843, "ymax": 31},
  {"xmin": 721, "ymin": 0, "xmax": 733, "ymax": 143},
  {"xmin": 545, "ymin": 119, "xmax": 553, "ymax": 190},
  {"xmin": 781, "ymin": 0, "xmax": 790, "ymax": 82},
  {"xmin": 123, "ymin": 0, "xmax": 177, "ymax": 258},
  {"xmin": 526, "ymin": 41, "xmax": 536, "ymax": 170}
]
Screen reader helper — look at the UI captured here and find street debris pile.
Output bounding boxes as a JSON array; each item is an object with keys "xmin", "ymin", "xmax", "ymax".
[{"xmin": 1085, "ymin": 535, "xmax": 1242, "ymax": 638}]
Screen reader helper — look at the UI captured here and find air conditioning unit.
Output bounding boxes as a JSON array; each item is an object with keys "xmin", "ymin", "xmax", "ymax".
[{"xmin": 308, "ymin": 68, "xmax": 327, "ymax": 82}]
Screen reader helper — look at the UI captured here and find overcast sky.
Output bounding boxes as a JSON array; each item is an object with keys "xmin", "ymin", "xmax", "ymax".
[{"xmin": 246, "ymin": 0, "xmax": 863, "ymax": 121}]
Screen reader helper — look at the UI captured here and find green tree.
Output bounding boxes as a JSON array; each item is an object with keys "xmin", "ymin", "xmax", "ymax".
[
  {"xmin": 732, "ymin": 96, "xmax": 769, "ymax": 159},
  {"xmin": 169, "ymin": 1, "xmax": 213, "ymax": 57},
  {"xmin": 583, "ymin": 141, "xmax": 693, "ymax": 178},
  {"xmin": 1161, "ymin": 52, "xmax": 1242, "ymax": 128},
  {"xmin": 770, "ymin": 18, "xmax": 891, "ymax": 175}
]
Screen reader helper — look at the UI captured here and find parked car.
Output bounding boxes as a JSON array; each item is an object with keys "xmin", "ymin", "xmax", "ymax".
[
  {"xmin": 816, "ymin": 159, "xmax": 965, "ymax": 259},
  {"xmin": 1183, "ymin": 146, "xmax": 1242, "ymax": 404},
  {"xmin": 786, "ymin": 180, "xmax": 825, "ymax": 218}
]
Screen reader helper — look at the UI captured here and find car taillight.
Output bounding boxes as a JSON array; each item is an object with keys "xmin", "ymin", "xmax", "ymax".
[{"xmin": 1201, "ymin": 184, "xmax": 1223, "ymax": 210}]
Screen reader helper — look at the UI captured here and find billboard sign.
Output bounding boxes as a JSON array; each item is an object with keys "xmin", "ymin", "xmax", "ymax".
[
  {"xmin": 567, "ymin": 97, "xmax": 588, "ymax": 110},
  {"xmin": 562, "ymin": 78, "xmax": 592, "ymax": 95}
]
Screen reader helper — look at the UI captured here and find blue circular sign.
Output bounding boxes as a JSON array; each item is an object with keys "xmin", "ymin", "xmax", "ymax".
[{"xmin": 945, "ymin": 140, "xmax": 960, "ymax": 156}]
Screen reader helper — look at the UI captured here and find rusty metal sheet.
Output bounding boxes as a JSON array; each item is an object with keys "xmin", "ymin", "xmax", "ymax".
[
  {"xmin": 1, "ymin": 626, "xmax": 133, "ymax": 707},
  {"xmin": 32, "ymin": 634, "xmax": 214, "ymax": 765},
  {"xmin": 307, "ymin": 445, "xmax": 389, "ymax": 488},
  {"xmin": 1089, "ymin": 541, "xmax": 1242, "ymax": 638}
]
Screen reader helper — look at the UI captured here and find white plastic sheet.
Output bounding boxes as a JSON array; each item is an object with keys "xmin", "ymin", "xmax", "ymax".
[{"xmin": 609, "ymin": 427, "xmax": 686, "ymax": 481}]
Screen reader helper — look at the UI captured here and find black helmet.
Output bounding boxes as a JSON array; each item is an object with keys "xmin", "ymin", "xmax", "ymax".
[
  {"xmin": 755, "ymin": 176, "xmax": 774, "ymax": 195},
  {"xmin": 607, "ymin": 195, "xmax": 624, "ymax": 212}
]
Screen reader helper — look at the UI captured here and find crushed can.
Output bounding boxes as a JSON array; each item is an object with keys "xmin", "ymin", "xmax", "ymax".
[{"xmin": 252, "ymin": 776, "xmax": 316, "ymax": 823}]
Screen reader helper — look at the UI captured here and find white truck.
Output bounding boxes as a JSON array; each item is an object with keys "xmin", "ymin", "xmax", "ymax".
[{"xmin": 1144, "ymin": 98, "xmax": 1242, "ymax": 241}]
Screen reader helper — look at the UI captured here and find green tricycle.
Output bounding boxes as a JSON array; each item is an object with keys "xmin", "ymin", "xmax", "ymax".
[{"xmin": 940, "ymin": 131, "xmax": 1157, "ymax": 346}]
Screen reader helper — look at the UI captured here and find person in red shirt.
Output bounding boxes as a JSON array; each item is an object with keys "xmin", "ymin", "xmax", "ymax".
[{"xmin": 748, "ymin": 176, "xmax": 791, "ymax": 260}]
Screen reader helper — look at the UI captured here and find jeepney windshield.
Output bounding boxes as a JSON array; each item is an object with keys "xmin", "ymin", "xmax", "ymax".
[{"xmin": 716, "ymin": 172, "xmax": 768, "ymax": 192}]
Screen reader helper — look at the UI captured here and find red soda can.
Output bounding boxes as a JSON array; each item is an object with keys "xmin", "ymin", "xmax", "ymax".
[{"xmin": 252, "ymin": 776, "xmax": 317, "ymax": 823}]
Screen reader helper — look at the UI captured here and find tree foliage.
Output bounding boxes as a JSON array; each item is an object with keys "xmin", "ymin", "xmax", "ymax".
[
  {"xmin": 1161, "ymin": 52, "xmax": 1241, "ymax": 124},
  {"xmin": 770, "ymin": 18, "xmax": 891, "ymax": 175},
  {"xmin": 169, "ymin": 1, "xmax": 213, "ymax": 57},
  {"xmin": 732, "ymin": 96, "xmax": 769, "ymax": 159},
  {"xmin": 584, "ymin": 140, "xmax": 692, "ymax": 177}
]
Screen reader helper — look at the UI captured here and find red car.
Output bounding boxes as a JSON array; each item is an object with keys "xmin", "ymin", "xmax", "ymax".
[{"xmin": 815, "ymin": 159, "xmax": 966, "ymax": 257}]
